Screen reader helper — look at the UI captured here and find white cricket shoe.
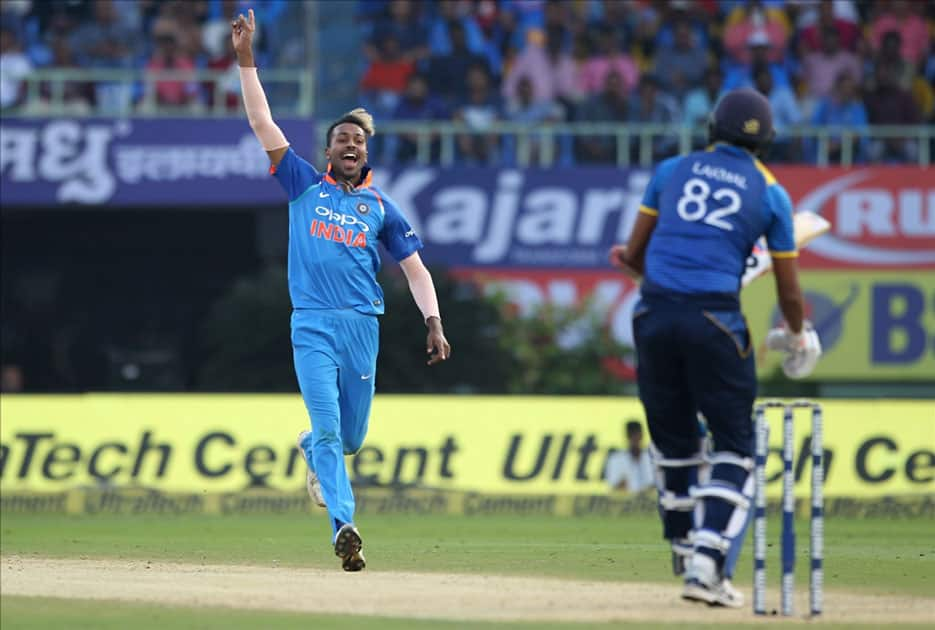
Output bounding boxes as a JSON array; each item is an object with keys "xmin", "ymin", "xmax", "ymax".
[
  {"xmin": 296, "ymin": 430, "xmax": 326, "ymax": 508},
  {"xmin": 334, "ymin": 523, "xmax": 366, "ymax": 572},
  {"xmin": 682, "ymin": 554, "xmax": 744, "ymax": 608}
]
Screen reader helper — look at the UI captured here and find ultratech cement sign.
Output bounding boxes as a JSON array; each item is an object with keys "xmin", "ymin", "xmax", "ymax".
[{"xmin": 1, "ymin": 395, "xmax": 932, "ymax": 497}]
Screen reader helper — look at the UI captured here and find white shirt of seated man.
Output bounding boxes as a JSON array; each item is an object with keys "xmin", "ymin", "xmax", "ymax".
[{"xmin": 605, "ymin": 421, "xmax": 655, "ymax": 493}]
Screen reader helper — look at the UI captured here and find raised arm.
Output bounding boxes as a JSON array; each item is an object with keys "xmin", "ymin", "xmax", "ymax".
[
  {"xmin": 232, "ymin": 9, "xmax": 289, "ymax": 166},
  {"xmin": 398, "ymin": 253, "xmax": 451, "ymax": 366}
]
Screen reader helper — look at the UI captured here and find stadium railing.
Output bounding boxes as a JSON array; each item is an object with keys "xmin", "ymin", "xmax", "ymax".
[
  {"xmin": 358, "ymin": 121, "xmax": 933, "ymax": 168},
  {"xmin": 13, "ymin": 68, "xmax": 314, "ymax": 117}
]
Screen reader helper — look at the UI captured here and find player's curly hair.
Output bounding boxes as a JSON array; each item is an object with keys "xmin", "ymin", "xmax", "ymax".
[{"xmin": 326, "ymin": 108, "xmax": 375, "ymax": 146}]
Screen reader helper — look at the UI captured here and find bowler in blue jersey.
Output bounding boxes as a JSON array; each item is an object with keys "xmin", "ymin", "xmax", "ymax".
[
  {"xmin": 610, "ymin": 89, "xmax": 821, "ymax": 607},
  {"xmin": 234, "ymin": 9, "xmax": 450, "ymax": 572}
]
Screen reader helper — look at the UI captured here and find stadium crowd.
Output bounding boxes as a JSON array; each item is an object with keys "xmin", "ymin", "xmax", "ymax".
[
  {"xmin": 0, "ymin": 0, "xmax": 933, "ymax": 165},
  {"xmin": 0, "ymin": 0, "xmax": 304, "ymax": 113},
  {"xmin": 357, "ymin": 0, "xmax": 934, "ymax": 164}
]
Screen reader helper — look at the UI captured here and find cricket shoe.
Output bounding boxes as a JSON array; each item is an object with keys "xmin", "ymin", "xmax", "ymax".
[
  {"xmin": 681, "ymin": 554, "xmax": 744, "ymax": 608},
  {"xmin": 296, "ymin": 430, "xmax": 326, "ymax": 508},
  {"xmin": 334, "ymin": 523, "xmax": 366, "ymax": 572}
]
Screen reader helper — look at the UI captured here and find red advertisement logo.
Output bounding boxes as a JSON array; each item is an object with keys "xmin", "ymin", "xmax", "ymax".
[{"xmin": 774, "ymin": 167, "xmax": 935, "ymax": 269}]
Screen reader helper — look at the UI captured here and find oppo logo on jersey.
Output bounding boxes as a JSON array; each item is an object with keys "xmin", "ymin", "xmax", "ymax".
[{"xmin": 311, "ymin": 206, "xmax": 369, "ymax": 248}]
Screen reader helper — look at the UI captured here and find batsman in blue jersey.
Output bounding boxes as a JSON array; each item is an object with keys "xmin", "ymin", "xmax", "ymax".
[
  {"xmin": 234, "ymin": 10, "xmax": 450, "ymax": 572},
  {"xmin": 610, "ymin": 89, "xmax": 821, "ymax": 607}
]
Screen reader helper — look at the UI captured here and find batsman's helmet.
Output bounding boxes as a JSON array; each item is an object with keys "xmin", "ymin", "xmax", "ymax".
[{"xmin": 708, "ymin": 88, "xmax": 774, "ymax": 155}]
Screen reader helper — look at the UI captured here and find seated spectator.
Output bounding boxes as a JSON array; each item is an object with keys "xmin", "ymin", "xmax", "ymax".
[
  {"xmin": 653, "ymin": 18, "xmax": 708, "ymax": 99},
  {"xmin": 579, "ymin": 25, "xmax": 639, "ymax": 96},
  {"xmin": 428, "ymin": 0, "xmax": 501, "ymax": 72},
  {"xmin": 504, "ymin": 75, "xmax": 564, "ymax": 164},
  {"xmin": 865, "ymin": 61, "xmax": 922, "ymax": 163},
  {"xmin": 202, "ymin": 19, "xmax": 239, "ymax": 111},
  {"xmin": 454, "ymin": 63, "xmax": 501, "ymax": 165},
  {"xmin": 810, "ymin": 72, "xmax": 869, "ymax": 162},
  {"xmin": 426, "ymin": 20, "xmax": 488, "ymax": 106},
  {"xmin": 723, "ymin": 30, "xmax": 791, "ymax": 91},
  {"xmin": 682, "ymin": 66, "xmax": 723, "ymax": 128},
  {"xmin": 753, "ymin": 62, "xmax": 801, "ymax": 160},
  {"xmin": 798, "ymin": 0, "xmax": 860, "ymax": 52},
  {"xmin": 502, "ymin": 25, "xmax": 581, "ymax": 113},
  {"xmin": 389, "ymin": 73, "xmax": 448, "ymax": 163},
  {"xmin": 365, "ymin": 0, "xmax": 429, "ymax": 66},
  {"xmin": 0, "ymin": 25, "xmax": 31, "ymax": 110},
  {"xmin": 40, "ymin": 35, "xmax": 93, "ymax": 114},
  {"xmin": 870, "ymin": 0, "xmax": 928, "ymax": 66},
  {"xmin": 574, "ymin": 69, "xmax": 629, "ymax": 164},
  {"xmin": 871, "ymin": 31, "xmax": 915, "ymax": 90},
  {"xmin": 802, "ymin": 26, "xmax": 860, "ymax": 100},
  {"xmin": 360, "ymin": 34, "xmax": 415, "ymax": 114},
  {"xmin": 627, "ymin": 73, "xmax": 679, "ymax": 161},
  {"xmin": 723, "ymin": 0, "xmax": 789, "ymax": 65},
  {"xmin": 69, "ymin": 0, "xmax": 138, "ymax": 112},
  {"xmin": 145, "ymin": 23, "xmax": 198, "ymax": 108}
]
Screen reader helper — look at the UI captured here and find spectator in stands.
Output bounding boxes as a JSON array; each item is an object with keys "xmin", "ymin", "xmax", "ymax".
[
  {"xmin": 360, "ymin": 34, "xmax": 414, "ymax": 114},
  {"xmin": 753, "ymin": 62, "xmax": 801, "ymax": 160},
  {"xmin": 502, "ymin": 25, "xmax": 581, "ymax": 113},
  {"xmin": 429, "ymin": 0, "xmax": 500, "ymax": 73},
  {"xmin": 723, "ymin": 30, "xmax": 791, "ymax": 91},
  {"xmin": 723, "ymin": 0, "xmax": 789, "ymax": 65},
  {"xmin": 802, "ymin": 26, "xmax": 860, "ymax": 100},
  {"xmin": 682, "ymin": 66, "xmax": 723, "ymax": 128},
  {"xmin": 69, "ymin": 0, "xmax": 138, "ymax": 113},
  {"xmin": 579, "ymin": 24, "xmax": 639, "ymax": 96},
  {"xmin": 626, "ymin": 73, "xmax": 679, "ymax": 161},
  {"xmin": 365, "ymin": 0, "xmax": 429, "ymax": 66},
  {"xmin": 203, "ymin": 17, "xmax": 239, "ymax": 111},
  {"xmin": 161, "ymin": 0, "xmax": 206, "ymax": 62},
  {"xmin": 872, "ymin": 31, "xmax": 915, "ymax": 90},
  {"xmin": 145, "ymin": 19, "xmax": 199, "ymax": 108},
  {"xmin": 0, "ymin": 24, "xmax": 31, "ymax": 110},
  {"xmin": 40, "ymin": 35, "xmax": 93, "ymax": 113},
  {"xmin": 504, "ymin": 74, "xmax": 564, "ymax": 164},
  {"xmin": 454, "ymin": 63, "xmax": 501, "ymax": 165},
  {"xmin": 427, "ymin": 20, "xmax": 488, "ymax": 106},
  {"xmin": 864, "ymin": 60, "xmax": 922, "ymax": 163},
  {"xmin": 798, "ymin": 0, "xmax": 860, "ymax": 52},
  {"xmin": 810, "ymin": 71, "xmax": 869, "ymax": 163},
  {"xmin": 389, "ymin": 73, "xmax": 448, "ymax": 163},
  {"xmin": 870, "ymin": 0, "xmax": 928, "ymax": 66},
  {"xmin": 654, "ymin": 18, "xmax": 708, "ymax": 99},
  {"xmin": 574, "ymin": 69, "xmax": 628, "ymax": 164}
]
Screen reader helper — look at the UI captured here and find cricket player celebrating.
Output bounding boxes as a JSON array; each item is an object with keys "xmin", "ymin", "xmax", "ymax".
[
  {"xmin": 610, "ymin": 89, "xmax": 821, "ymax": 606},
  {"xmin": 233, "ymin": 10, "xmax": 451, "ymax": 572}
]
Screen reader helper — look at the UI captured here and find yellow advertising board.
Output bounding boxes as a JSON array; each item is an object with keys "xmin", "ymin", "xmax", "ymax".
[
  {"xmin": 742, "ymin": 271, "xmax": 935, "ymax": 380},
  {"xmin": 1, "ymin": 395, "xmax": 932, "ymax": 498}
]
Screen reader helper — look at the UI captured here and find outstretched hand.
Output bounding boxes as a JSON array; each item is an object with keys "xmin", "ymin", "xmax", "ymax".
[
  {"xmin": 231, "ymin": 8, "xmax": 256, "ymax": 58},
  {"xmin": 425, "ymin": 317, "xmax": 451, "ymax": 366}
]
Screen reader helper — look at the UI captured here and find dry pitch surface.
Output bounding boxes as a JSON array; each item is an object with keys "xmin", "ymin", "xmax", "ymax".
[{"xmin": 2, "ymin": 556, "xmax": 933, "ymax": 624}]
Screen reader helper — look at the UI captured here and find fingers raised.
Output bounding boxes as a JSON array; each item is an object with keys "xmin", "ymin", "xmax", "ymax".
[{"xmin": 248, "ymin": 8, "xmax": 256, "ymax": 30}]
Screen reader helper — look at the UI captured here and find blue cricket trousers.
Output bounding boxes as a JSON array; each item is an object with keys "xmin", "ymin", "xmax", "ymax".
[{"xmin": 292, "ymin": 308, "xmax": 379, "ymax": 539}]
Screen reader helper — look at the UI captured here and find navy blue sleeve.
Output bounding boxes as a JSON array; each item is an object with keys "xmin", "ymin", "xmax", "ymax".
[
  {"xmin": 764, "ymin": 183, "xmax": 797, "ymax": 257},
  {"xmin": 271, "ymin": 148, "xmax": 320, "ymax": 202},
  {"xmin": 377, "ymin": 190, "xmax": 424, "ymax": 262}
]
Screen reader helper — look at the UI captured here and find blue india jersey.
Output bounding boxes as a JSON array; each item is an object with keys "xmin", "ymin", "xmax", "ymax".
[
  {"xmin": 271, "ymin": 148, "xmax": 423, "ymax": 314},
  {"xmin": 640, "ymin": 143, "xmax": 796, "ymax": 295}
]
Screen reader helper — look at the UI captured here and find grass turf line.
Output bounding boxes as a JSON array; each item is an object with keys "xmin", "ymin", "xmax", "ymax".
[{"xmin": 1, "ymin": 513, "xmax": 932, "ymax": 596}]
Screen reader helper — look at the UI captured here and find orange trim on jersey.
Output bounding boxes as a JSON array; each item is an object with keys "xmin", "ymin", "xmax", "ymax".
[
  {"xmin": 639, "ymin": 204, "xmax": 659, "ymax": 216},
  {"xmin": 325, "ymin": 163, "xmax": 372, "ymax": 189},
  {"xmin": 371, "ymin": 188, "xmax": 386, "ymax": 214},
  {"xmin": 770, "ymin": 250, "xmax": 799, "ymax": 258}
]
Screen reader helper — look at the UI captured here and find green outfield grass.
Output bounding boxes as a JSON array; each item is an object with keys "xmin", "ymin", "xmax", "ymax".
[{"xmin": 2, "ymin": 512, "xmax": 933, "ymax": 628}]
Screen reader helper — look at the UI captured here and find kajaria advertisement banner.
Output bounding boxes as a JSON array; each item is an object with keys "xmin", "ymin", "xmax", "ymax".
[{"xmin": 1, "ymin": 396, "xmax": 931, "ymax": 497}]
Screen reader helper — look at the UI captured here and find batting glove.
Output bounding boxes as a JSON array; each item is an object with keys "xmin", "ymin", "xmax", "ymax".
[{"xmin": 766, "ymin": 321, "xmax": 822, "ymax": 380}]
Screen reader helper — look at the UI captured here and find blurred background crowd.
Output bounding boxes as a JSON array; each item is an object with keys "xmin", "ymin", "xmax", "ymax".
[{"xmin": 1, "ymin": 0, "xmax": 933, "ymax": 164}]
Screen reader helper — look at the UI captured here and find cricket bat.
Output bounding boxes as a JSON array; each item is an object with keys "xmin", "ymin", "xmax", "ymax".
[{"xmin": 740, "ymin": 211, "xmax": 831, "ymax": 287}]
